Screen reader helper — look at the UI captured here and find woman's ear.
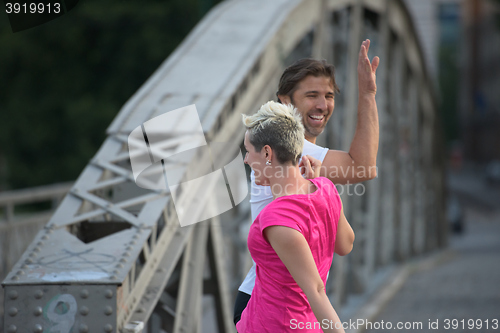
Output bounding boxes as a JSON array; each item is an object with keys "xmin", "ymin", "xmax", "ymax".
[{"xmin": 262, "ymin": 145, "xmax": 273, "ymax": 161}]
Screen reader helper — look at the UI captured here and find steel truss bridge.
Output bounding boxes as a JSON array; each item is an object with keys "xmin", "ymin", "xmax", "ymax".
[{"xmin": 1, "ymin": 0, "xmax": 446, "ymax": 332}]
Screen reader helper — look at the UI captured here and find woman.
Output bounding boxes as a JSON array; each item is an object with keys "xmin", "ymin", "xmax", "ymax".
[{"xmin": 236, "ymin": 101, "xmax": 355, "ymax": 333}]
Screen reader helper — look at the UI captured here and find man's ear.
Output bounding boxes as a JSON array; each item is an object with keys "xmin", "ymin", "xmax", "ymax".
[{"xmin": 278, "ymin": 94, "xmax": 292, "ymax": 105}]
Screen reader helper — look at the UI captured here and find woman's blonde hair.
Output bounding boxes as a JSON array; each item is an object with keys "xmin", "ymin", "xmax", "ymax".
[{"xmin": 242, "ymin": 101, "xmax": 304, "ymax": 165}]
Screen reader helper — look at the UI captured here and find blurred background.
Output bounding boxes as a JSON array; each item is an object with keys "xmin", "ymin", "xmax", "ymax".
[
  {"xmin": 0, "ymin": 0, "xmax": 224, "ymax": 191},
  {"xmin": 0, "ymin": 0, "xmax": 499, "ymax": 332}
]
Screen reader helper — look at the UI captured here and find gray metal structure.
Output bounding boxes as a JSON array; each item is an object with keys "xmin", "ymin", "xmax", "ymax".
[{"xmin": 2, "ymin": 0, "xmax": 445, "ymax": 332}]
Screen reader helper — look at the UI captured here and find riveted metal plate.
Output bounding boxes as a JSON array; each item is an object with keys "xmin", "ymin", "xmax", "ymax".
[{"xmin": 3, "ymin": 284, "xmax": 117, "ymax": 333}]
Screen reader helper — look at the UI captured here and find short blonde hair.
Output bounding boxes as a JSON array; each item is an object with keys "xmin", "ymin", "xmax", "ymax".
[{"xmin": 242, "ymin": 101, "xmax": 304, "ymax": 165}]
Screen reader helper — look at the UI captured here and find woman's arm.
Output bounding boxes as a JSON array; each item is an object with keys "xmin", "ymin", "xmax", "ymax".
[
  {"xmin": 334, "ymin": 204, "xmax": 355, "ymax": 256},
  {"xmin": 264, "ymin": 226, "xmax": 345, "ymax": 333}
]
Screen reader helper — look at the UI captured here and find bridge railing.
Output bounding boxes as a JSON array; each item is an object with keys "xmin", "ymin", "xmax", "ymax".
[{"xmin": 0, "ymin": 182, "xmax": 73, "ymax": 276}]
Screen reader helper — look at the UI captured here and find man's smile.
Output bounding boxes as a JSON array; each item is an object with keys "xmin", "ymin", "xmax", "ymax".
[{"xmin": 308, "ymin": 114, "xmax": 326, "ymax": 125}]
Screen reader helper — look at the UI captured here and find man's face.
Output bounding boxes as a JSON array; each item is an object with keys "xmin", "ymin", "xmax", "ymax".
[{"xmin": 280, "ymin": 75, "xmax": 335, "ymax": 143}]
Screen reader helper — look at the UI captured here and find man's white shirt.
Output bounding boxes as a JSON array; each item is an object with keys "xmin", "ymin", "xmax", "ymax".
[{"xmin": 238, "ymin": 139, "xmax": 329, "ymax": 295}]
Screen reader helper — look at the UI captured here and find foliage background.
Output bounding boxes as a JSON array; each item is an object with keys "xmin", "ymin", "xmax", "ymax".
[{"xmin": 0, "ymin": 0, "xmax": 220, "ymax": 190}]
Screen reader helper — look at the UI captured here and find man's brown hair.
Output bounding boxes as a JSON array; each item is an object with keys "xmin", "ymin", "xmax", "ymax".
[{"xmin": 276, "ymin": 58, "xmax": 340, "ymax": 102}]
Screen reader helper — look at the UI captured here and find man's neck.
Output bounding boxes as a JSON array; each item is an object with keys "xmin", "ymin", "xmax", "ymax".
[{"xmin": 305, "ymin": 135, "xmax": 316, "ymax": 145}]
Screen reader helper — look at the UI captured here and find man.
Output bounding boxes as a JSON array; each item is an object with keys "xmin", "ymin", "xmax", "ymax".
[{"xmin": 234, "ymin": 39, "xmax": 380, "ymax": 324}]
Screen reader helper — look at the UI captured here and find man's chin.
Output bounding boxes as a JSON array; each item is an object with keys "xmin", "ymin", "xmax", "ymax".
[{"xmin": 305, "ymin": 128, "xmax": 324, "ymax": 139}]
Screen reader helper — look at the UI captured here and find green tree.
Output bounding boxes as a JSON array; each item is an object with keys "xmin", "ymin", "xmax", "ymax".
[{"xmin": 0, "ymin": 0, "xmax": 221, "ymax": 190}]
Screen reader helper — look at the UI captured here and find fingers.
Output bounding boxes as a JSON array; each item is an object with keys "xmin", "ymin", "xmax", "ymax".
[
  {"xmin": 308, "ymin": 155, "xmax": 321, "ymax": 169},
  {"xmin": 299, "ymin": 156, "xmax": 307, "ymax": 176},
  {"xmin": 359, "ymin": 40, "xmax": 373, "ymax": 75},
  {"xmin": 299, "ymin": 155, "xmax": 308, "ymax": 167},
  {"xmin": 359, "ymin": 39, "xmax": 370, "ymax": 57},
  {"xmin": 358, "ymin": 39, "xmax": 381, "ymax": 79},
  {"xmin": 301, "ymin": 155, "xmax": 322, "ymax": 179},
  {"xmin": 301, "ymin": 156, "xmax": 312, "ymax": 178},
  {"xmin": 359, "ymin": 44, "xmax": 367, "ymax": 60},
  {"xmin": 372, "ymin": 56, "xmax": 380, "ymax": 74},
  {"xmin": 302, "ymin": 155, "xmax": 311, "ymax": 168}
]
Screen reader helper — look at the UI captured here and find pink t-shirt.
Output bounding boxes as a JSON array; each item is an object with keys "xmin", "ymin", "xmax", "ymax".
[{"xmin": 236, "ymin": 177, "xmax": 341, "ymax": 333}]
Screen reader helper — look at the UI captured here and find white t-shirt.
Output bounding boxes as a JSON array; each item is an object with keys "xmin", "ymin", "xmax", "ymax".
[{"xmin": 238, "ymin": 139, "xmax": 329, "ymax": 294}]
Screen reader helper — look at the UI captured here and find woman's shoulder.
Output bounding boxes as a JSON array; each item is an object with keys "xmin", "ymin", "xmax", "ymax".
[
  {"xmin": 264, "ymin": 195, "xmax": 307, "ymax": 211},
  {"xmin": 311, "ymin": 176, "xmax": 333, "ymax": 186},
  {"xmin": 311, "ymin": 177, "xmax": 338, "ymax": 194},
  {"xmin": 260, "ymin": 196, "xmax": 309, "ymax": 220},
  {"xmin": 310, "ymin": 177, "xmax": 341, "ymax": 211},
  {"xmin": 257, "ymin": 197, "xmax": 309, "ymax": 232}
]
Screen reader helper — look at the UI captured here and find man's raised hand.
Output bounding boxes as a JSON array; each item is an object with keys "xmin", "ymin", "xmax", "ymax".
[{"xmin": 358, "ymin": 39, "xmax": 380, "ymax": 96}]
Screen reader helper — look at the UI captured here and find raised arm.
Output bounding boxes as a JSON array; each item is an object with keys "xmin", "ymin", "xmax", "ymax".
[
  {"xmin": 320, "ymin": 39, "xmax": 380, "ymax": 184},
  {"xmin": 264, "ymin": 226, "xmax": 346, "ymax": 333}
]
